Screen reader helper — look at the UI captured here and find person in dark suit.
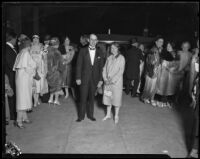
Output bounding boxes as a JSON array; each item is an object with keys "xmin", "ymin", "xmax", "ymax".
[
  {"xmin": 5, "ymin": 31, "xmax": 17, "ymax": 122},
  {"xmin": 125, "ymin": 38, "xmax": 144, "ymax": 97},
  {"xmin": 76, "ymin": 34, "xmax": 104, "ymax": 122}
]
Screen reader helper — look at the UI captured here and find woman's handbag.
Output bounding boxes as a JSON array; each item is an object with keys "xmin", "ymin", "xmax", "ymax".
[
  {"xmin": 97, "ymin": 86, "xmax": 103, "ymax": 95},
  {"xmin": 33, "ymin": 70, "xmax": 41, "ymax": 81},
  {"xmin": 103, "ymin": 84, "xmax": 112, "ymax": 97}
]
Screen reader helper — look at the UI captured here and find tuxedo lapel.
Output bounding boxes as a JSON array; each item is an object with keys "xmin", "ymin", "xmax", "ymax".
[
  {"xmin": 7, "ymin": 44, "xmax": 17, "ymax": 55},
  {"xmin": 93, "ymin": 49, "xmax": 99, "ymax": 65}
]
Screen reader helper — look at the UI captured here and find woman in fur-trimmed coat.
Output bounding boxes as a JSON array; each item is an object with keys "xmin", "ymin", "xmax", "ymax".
[{"xmin": 46, "ymin": 37, "xmax": 65, "ymax": 106}]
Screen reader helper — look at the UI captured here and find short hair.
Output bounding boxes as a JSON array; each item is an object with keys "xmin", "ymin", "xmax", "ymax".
[
  {"xmin": 19, "ymin": 37, "xmax": 31, "ymax": 51},
  {"xmin": 81, "ymin": 34, "xmax": 88, "ymax": 39},
  {"xmin": 44, "ymin": 35, "xmax": 51, "ymax": 41},
  {"xmin": 63, "ymin": 36, "xmax": 70, "ymax": 43},
  {"xmin": 130, "ymin": 37, "xmax": 138, "ymax": 44},
  {"xmin": 111, "ymin": 42, "xmax": 121, "ymax": 57},
  {"xmin": 6, "ymin": 30, "xmax": 17, "ymax": 42},
  {"xmin": 89, "ymin": 34, "xmax": 98, "ymax": 40},
  {"xmin": 155, "ymin": 35, "xmax": 164, "ymax": 42},
  {"xmin": 166, "ymin": 41, "xmax": 176, "ymax": 49},
  {"xmin": 181, "ymin": 41, "xmax": 191, "ymax": 49}
]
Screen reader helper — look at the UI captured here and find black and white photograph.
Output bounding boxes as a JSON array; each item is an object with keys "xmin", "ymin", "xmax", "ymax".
[{"xmin": 2, "ymin": 1, "xmax": 199, "ymax": 158}]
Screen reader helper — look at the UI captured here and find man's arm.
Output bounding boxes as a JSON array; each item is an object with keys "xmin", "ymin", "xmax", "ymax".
[
  {"xmin": 97, "ymin": 54, "xmax": 105, "ymax": 88},
  {"xmin": 76, "ymin": 49, "xmax": 84, "ymax": 85}
]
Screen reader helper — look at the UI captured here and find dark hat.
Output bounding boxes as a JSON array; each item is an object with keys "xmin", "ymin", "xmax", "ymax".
[
  {"xmin": 49, "ymin": 37, "xmax": 60, "ymax": 46},
  {"xmin": 131, "ymin": 38, "xmax": 138, "ymax": 44},
  {"xmin": 155, "ymin": 35, "xmax": 164, "ymax": 42},
  {"xmin": 44, "ymin": 35, "xmax": 51, "ymax": 41},
  {"xmin": 18, "ymin": 34, "xmax": 28, "ymax": 42}
]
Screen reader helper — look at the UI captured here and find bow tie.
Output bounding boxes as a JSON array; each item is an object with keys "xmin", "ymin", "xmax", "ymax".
[{"xmin": 89, "ymin": 47, "xmax": 96, "ymax": 50}]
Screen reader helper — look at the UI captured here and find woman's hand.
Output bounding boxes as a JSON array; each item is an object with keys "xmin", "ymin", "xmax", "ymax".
[
  {"xmin": 105, "ymin": 78, "xmax": 113, "ymax": 85},
  {"xmin": 105, "ymin": 80, "xmax": 110, "ymax": 85}
]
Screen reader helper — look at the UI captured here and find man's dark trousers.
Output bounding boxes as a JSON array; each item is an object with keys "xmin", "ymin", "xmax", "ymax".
[{"xmin": 79, "ymin": 78, "xmax": 96, "ymax": 120}]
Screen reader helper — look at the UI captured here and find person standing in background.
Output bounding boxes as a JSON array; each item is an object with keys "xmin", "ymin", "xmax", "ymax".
[
  {"xmin": 13, "ymin": 36, "xmax": 37, "ymax": 128},
  {"xmin": 5, "ymin": 74, "xmax": 14, "ymax": 125},
  {"xmin": 187, "ymin": 55, "xmax": 199, "ymax": 158},
  {"xmin": 79, "ymin": 34, "xmax": 89, "ymax": 49},
  {"xmin": 176, "ymin": 41, "xmax": 192, "ymax": 106},
  {"xmin": 46, "ymin": 37, "xmax": 64, "ymax": 106},
  {"xmin": 137, "ymin": 43, "xmax": 145, "ymax": 95},
  {"xmin": 5, "ymin": 31, "xmax": 18, "ymax": 123},
  {"xmin": 189, "ymin": 39, "xmax": 199, "ymax": 101},
  {"xmin": 141, "ymin": 37, "xmax": 164, "ymax": 106},
  {"xmin": 30, "ymin": 35, "xmax": 44, "ymax": 107},
  {"xmin": 125, "ymin": 38, "xmax": 144, "ymax": 97},
  {"xmin": 155, "ymin": 41, "xmax": 177, "ymax": 108},
  {"xmin": 59, "ymin": 36, "xmax": 75, "ymax": 99}
]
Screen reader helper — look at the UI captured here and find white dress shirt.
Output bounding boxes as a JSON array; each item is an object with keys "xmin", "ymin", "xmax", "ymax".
[{"xmin": 89, "ymin": 47, "xmax": 96, "ymax": 65}]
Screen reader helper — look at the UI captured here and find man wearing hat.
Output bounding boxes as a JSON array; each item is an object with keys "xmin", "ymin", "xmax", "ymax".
[{"xmin": 125, "ymin": 38, "xmax": 144, "ymax": 97}]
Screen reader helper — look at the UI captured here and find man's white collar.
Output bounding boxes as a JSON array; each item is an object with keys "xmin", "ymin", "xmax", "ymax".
[{"xmin": 6, "ymin": 42, "xmax": 15, "ymax": 49}]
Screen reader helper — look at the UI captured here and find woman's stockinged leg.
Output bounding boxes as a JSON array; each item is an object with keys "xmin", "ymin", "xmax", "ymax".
[
  {"xmin": 114, "ymin": 107, "xmax": 120, "ymax": 124},
  {"xmin": 17, "ymin": 110, "xmax": 23, "ymax": 125},
  {"xmin": 102, "ymin": 105, "xmax": 112, "ymax": 121},
  {"xmin": 48, "ymin": 93, "xmax": 54, "ymax": 106},
  {"xmin": 65, "ymin": 87, "xmax": 69, "ymax": 98},
  {"xmin": 54, "ymin": 92, "xmax": 61, "ymax": 105},
  {"xmin": 33, "ymin": 93, "xmax": 40, "ymax": 107},
  {"xmin": 33, "ymin": 93, "xmax": 37, "ymax": 107}
]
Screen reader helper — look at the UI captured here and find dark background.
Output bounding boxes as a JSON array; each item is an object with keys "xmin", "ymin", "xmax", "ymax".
[{"xmin": 4, "ymin": 2, "xmax": 199, "ymax": 47}]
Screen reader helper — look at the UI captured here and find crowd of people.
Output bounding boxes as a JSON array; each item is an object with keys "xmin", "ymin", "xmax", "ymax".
[{"xmin": 5, "ymin": 29, "xmax": 199, "ymax": 157}]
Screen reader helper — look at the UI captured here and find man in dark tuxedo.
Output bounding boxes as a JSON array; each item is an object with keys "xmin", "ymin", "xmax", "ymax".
[
  {"xmin": 5, "ymin": 31, "xmax": 17, "ymax": 122},
  {"xmin": 125, "ymin": 38, "xmax": 144, "ymax": 97},
  {"xmin": 76, "ymin": 34, "xmax": 104, "ymax": 122}
]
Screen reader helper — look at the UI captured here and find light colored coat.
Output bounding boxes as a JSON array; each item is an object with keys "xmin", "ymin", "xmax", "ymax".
[
  {"xmin": 30, "ymin": 44, "xmax": 48, "ymax": 94},
  {"xmin": 13, "ymin": 47, "xmax": 36, "ymax": 111},
  {"xmin": 102, "ymin": 54, "xmax": 125, "ymax": 107}
]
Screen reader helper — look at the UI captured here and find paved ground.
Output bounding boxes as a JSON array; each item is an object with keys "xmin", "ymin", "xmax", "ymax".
[{"xmin": 6, "ymin": 92, "xmax": 194, "ymax": 157}]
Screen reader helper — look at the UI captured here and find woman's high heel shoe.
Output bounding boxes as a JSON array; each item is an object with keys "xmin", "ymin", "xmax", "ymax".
[
  {"xmin": 48, "ymin": 99, "xmax": 54, "ymax": 106},
  {"xmin": 102, "ymin": 115, "xmax": 111, "ymax": 121},
  {"xmin": 14, "ymin": 122, "xmax": 25, "ymax": 129},
  {"xmin": 23, "ymin": 119, "xmax": 32, "ymax": 124},
  {"xmin": 54, "ymin": 101, "xmax": 61, "ymax": 106}
]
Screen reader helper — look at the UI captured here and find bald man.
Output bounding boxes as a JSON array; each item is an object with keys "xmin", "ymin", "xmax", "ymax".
[{"xmin": 76, "ymin": 34, "xmax": 104, "ymax": 122}]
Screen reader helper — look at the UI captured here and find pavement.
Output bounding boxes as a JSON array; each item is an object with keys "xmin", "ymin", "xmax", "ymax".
[{"xmin": 6, "ymin": 92, "xmax": 194, "ymax": 157}]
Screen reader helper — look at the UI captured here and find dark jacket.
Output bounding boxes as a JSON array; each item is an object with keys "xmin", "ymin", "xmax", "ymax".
[
  {"xmin": 76, "ymin": 47, "xmax": 104, "ymax": 86},
  {"xmin": 5, "ymin": 44, "xmax": 17, "ymax": 88},
  {"xmin": 125, "ymin": 46, "xmax": 144, "ymax": 79}
]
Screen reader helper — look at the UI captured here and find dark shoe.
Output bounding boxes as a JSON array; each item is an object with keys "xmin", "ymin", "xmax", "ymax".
[
  {"xmin": 14, "ymin": 122, "xmax": 25, "ymax": 129},
  {"xmin": 186, "ymin": 155, "xmax": 196, "ymax": 158},
  {"xmin": 88, "ymin": 117, "xmax": 96, "ymax": 121},
  {"xmin": 27, "ymin": 109, "xmax": 33, "ymax": 113},
  {"xmin": 131, "ymin": 94, "xmax": 137, "ymax": 97},
  {"xmin": 76, "ymin": 119, "xmax": 82, "ymax": 122},
  {"xmin": 136, "ymin": 93, "xmax": 140, "ymax": 97},
  {"xmin": 23, "ymin": 120, "xmax": 32, "ymax": 124},
  {"xmin": 125, "ymin": 91, "xmax": 129, "ymax": 95}
]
